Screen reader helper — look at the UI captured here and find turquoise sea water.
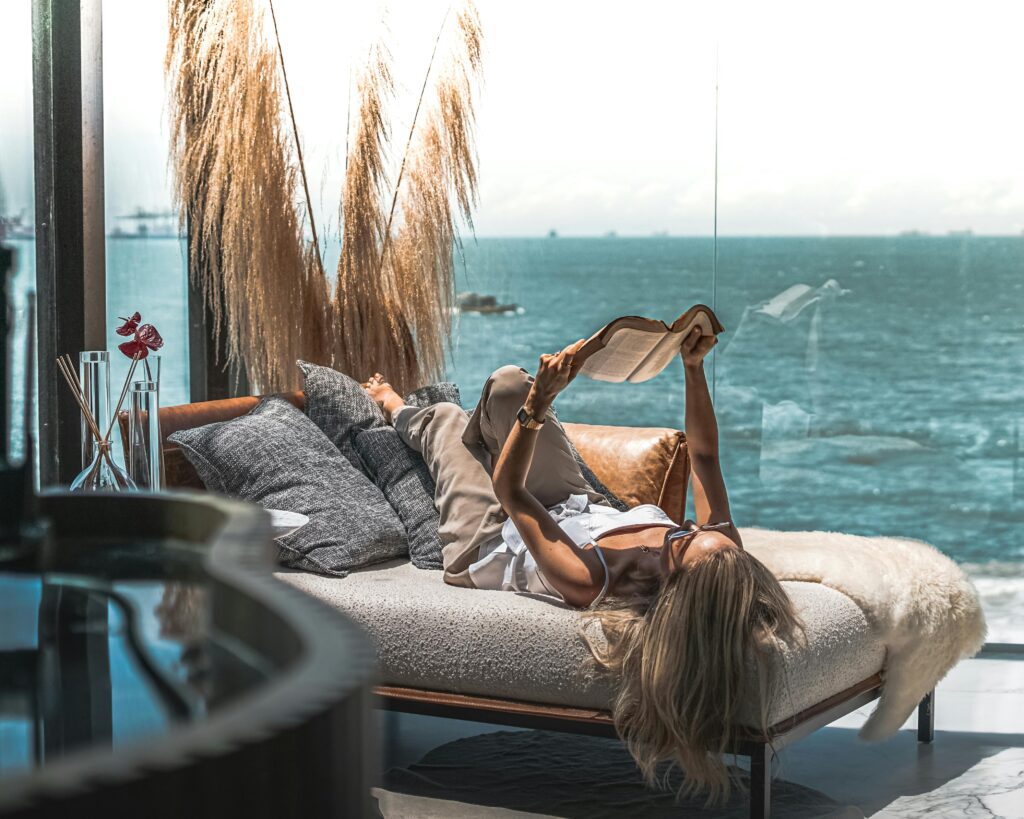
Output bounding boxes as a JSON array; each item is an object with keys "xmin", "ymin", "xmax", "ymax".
[{"xmin": 7, "ymin": 235, "xmax": 1024, "ymax": 639}]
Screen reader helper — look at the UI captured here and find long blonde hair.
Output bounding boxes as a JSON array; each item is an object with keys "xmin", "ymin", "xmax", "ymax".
[{"xmin": 584, "ymin": 547, "xmax": 802, "ymax": 804}]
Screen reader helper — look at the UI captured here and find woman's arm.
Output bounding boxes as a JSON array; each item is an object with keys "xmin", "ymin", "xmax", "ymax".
[
  {"xmin": 681, "ymin": 328, "xmax": 741, "ymax": 543},
  {"xmin": 491, "ymin": 341, "xmax": 605, "ymax": 607}
]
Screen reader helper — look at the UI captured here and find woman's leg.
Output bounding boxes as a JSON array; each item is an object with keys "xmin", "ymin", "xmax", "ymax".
[
  {"xmin": 463, "ymin": 365, "xmax": 604, "ymax": 507},
  {"xmin": 393, "ymin": 401, "xmax": 504, "ymax": 585}
]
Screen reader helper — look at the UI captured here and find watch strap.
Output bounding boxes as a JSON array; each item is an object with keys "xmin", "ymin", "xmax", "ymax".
[{"xmin": 517, "ymin": 405, "xmax": 546, "ymax": 430}]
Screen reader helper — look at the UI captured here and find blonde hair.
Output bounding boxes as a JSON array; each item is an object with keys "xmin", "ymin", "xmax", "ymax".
[{"xmin": 584, "ymin": 547, "xmax": 802, "ymax": 805}]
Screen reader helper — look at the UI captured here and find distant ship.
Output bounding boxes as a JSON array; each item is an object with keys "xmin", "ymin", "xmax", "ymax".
[
  {"xmin": 457, "ymin": 292, "xmax": 518, "ymax": 314},
  {"xmin": 548, "ymin": 229, "xmax": 558, "ymax": 238},
  {"xmin": 0, "ymin": 212, "xmax": 34, "ymax": 240},
  {"xmin": 109, "ymin": 208, "xmax": 182, "ymax": 239}
]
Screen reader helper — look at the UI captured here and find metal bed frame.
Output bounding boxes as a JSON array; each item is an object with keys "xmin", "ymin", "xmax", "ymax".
[{"xmin": 377, "ymin": 679, "xmax": 935, "ymax": 819}]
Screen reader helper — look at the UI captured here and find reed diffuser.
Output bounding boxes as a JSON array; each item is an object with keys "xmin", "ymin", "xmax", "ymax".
[{"xmin": 58, "ymin": 312, "xmax": 164, "ymax": 492}]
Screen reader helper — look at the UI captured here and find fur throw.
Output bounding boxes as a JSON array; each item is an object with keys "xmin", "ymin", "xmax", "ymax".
[{"xmin": 742, "ymin": 528, "xmax": 986, "ymax": 740}]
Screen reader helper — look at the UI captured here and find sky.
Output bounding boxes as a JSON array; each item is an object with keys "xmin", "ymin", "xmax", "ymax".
[{"xmin": 1, "ymin": 0, "xmax": 1023, "ymax": 236}]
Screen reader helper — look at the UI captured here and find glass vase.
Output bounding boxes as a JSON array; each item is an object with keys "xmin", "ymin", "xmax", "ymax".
[
  {"xmin": 70, "ymin": 439, "xmax": 136, "ymax": 492},
  {"xmin": 140, "ymin": 354, "xmax": 164, "ymax": 488},
  {"xmin": 79, "ymin": 351, "xmax": 110, "ymax": 469},
  {"xmin": 128, "ymin": 380, "xmax": 162, "ymax": 490}
]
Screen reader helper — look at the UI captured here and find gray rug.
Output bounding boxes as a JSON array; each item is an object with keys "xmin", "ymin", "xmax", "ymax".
[{"xmin": 376, "ymin": 730, "xmax": 862, "ymax": 818}]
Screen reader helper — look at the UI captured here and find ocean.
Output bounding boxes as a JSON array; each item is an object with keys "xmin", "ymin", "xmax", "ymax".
[{"xmin": 7, "ymin": 235, "xmax": 1024, "ymax": 641}]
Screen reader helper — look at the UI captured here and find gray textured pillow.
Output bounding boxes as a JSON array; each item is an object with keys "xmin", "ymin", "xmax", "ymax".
[
  {"xmin": 405, "ymin": 382, "xmax": 461, "ymax": 409},
  {"xmin": 297, "ymin": 360, "xmax": 386, "ymax": 473},
  {"xmin": 354, "ymin": 427, "xmax": 442, "ymax": 570},
  {"xmin": 168, "ymin": 396, "xmax": 407, "ymax": 576}
]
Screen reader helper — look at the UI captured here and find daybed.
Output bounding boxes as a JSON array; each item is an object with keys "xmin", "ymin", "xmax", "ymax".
[{"xmin": 126, "ymin": 392, "xmax": 935, "ymax": 819}]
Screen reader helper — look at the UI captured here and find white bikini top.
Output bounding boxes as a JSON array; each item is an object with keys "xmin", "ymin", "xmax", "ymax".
[{"xmin": 467, "ymin": 494, "xmax": 677, "ymax": 606}]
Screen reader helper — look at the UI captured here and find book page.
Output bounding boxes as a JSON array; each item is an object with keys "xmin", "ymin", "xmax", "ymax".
[
  {"xmin": 627, "ymin": 311, "xmax": 718, "ymax": 382},
  {"xmin": 577, "ymin": 327, "xmax": 665, "ymax": 383},
  {"xmin": 628, "ymin": 330, "xmax": 686, "ymax": 382}
]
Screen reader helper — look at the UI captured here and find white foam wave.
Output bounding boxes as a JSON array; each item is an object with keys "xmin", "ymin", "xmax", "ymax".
[{"xmin": 963, "ymin": 563, "xmax": 1024, "ymax": 643}]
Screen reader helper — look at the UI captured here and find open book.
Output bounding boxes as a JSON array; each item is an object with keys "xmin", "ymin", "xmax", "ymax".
[{"xmin": 576, "ymin": 304, "xmax": 724, "ymax": 383}]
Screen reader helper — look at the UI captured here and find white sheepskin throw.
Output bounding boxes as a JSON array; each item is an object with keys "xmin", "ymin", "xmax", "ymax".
[{"xmin": 741, "ymin": 527, "xmax": 986, "ymax": 740}]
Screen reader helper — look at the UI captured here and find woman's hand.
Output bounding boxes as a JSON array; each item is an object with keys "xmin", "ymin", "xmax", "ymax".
[
  {"xmin": 527, "ymin": 339, "xmax": 586, "ymax": 413},
  {"xmin": 681, "ymin": 326, "xmax": 717, "ymax": 369}
]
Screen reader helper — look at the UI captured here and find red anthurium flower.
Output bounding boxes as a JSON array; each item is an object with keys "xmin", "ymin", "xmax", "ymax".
[
  {"xmin": 115, "ymin": 312, "xmax": 141, "ymax": 336},
  {"xmin": 135, "ymin": 323, "xmax": 164, "ymax": 352},
  {"xmin": 118, "ymin": 323, "xmax": 164, "ymax": 360},
  {"xmin": 118, "ymin": 338, "xmax": 147, "ymax": 359}
]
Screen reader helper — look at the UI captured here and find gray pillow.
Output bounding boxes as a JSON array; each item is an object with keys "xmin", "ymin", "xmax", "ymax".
[
  {"xmin": 405, "ymin": 382, "xmax": 461, "ymax": 409},
  {"xmin": 297, "ymin": 360, "xmax": 386, "ymax": 473},
  {"xmin": 168, "ymin": 396, "xmax": 407, "ymax": 576},
  {"xmin": 354, "ymin": 427, "xmax": 442, "ymax": 570}
]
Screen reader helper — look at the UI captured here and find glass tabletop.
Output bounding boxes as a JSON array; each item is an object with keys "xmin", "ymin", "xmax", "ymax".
[{"xmin": 0, "ymin": 539, "xmax": 271, "ymax": 780}]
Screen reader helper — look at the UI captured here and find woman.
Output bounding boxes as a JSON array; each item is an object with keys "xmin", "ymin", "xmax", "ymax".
[{"xmin": 364, "ymin": 322, "xmax": 801, "ymax": 801}]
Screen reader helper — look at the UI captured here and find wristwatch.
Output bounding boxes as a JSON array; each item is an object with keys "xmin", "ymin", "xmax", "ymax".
[{"xmin": 516, "ymin": 405, "xmax": 546, "ymax": 430}]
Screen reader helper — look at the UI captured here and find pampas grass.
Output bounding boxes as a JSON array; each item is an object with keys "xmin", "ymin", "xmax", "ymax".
[
  {"xmin": 333, "ymin": 43, "xmax": 402, "ymax": 387},
  {"xmin": 386, "ymin": 3, "xmax": 483, "ymax": 391},
  {"xmin": 166, "ymin": 0, "xmax": 482, "ymax": 395},
  {"xmin": 166, "ymin": 0, "xmax": 330, "ymax": 392},
  {"xmin": 334, "ymin": 2, "xmax": 483, "ymax": 394}
]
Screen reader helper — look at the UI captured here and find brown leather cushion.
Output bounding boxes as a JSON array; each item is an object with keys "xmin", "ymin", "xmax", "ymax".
[
  {"xmin": 122, "ymin": 393, "xmax": 689, "ymax": 518},
  {"xmin": 562, "ymin": 422, "xmax": 688, "ymax": 522}
]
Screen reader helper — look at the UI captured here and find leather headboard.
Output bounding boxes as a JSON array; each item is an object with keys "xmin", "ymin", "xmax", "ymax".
[
  {"xmin": 561, "ymin": 422, "xmax": 688, "ymax": 522},
  {"xmin": 120, "ymin": 393, "xmax": 689, "ymax": 521}
]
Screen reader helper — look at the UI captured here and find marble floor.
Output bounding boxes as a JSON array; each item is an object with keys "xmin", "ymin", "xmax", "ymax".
[{"xmin": 376, "ymin": 650, "xmax": 1024, "ymax": 818}]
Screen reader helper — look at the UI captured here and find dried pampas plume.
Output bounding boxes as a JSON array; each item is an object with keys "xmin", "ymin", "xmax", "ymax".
[
  {"xmin": 333, "ymin": 43, "xmax": 404, "ymax": 388},
  {"xmin": 384, "ymin": 3, "xmax": 483, "ymax": 393},
  {"xmin": 166, "ymin": 0, "xmax": 330, "ymax": 392},
  {"xmin": 335, "ymin": 2, "xmax": 483, "ymax": 393},
  {"xmin": 166, "ymin": 0, "xmax": 482, "ymax": 395}
]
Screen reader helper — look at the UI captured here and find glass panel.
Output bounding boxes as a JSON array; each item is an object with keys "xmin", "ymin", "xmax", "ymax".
[
  {"xmin": 103, "ymin": 1, "xmax": 189, "ymax": 412},
  {"xmin": 448, "ymin": 2, "xmax": 718, "ymax": 426},
  {"xmin": 0, "ymin": 1, "xmax": 36, "ymax": 463},
  {"xmin": 267, "ymin": 1, "xmax": 720, "ymax": 424},
  {"xmin": 716, "ymin": 6, "xmax": 1024, "ymax": 643}
]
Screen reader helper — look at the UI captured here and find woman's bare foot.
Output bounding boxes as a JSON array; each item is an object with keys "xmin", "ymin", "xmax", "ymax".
[{"xmin": 361, "ymin": 373, "xmax": 406, "ymax": 423}]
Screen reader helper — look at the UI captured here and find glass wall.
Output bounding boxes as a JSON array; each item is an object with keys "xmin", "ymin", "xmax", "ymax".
[
  {"xmin": 5, "ymin": 0, "xmax": 1018, "ymax": 642},
  {"xmin": 446, "ymin": 1, "xmax": 1023, "ymax": 642},
  {"xmin": 446, "ymin": 0, "xmax": 718, "ymax": 425},
  {"xmin": 103, "ymin": 0, "xmax": 189, "ymax": 410},
  {"xmin": 714, "ymin": 4, "xmax": 1024, "ymax": 642},
  {"xmin": 0, "ymin": 1, "xmax": 36, "ymax": 462}
]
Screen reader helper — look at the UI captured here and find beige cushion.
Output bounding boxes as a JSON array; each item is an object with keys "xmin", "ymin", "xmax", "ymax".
[{"xmin": 276, "ymin": 561, "xmax": 884, "ymax": 727}]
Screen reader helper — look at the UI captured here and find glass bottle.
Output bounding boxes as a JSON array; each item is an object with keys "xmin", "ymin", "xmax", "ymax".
[
  {"xmin": 79, "ymin": 351, "xmax": 110, "ymax": 469},
  {"xmin": 128, "ymin": 380, "xmax": 161, "ymax": 490},
  {"xmin": 70, "ymin": 439, "xmax": 137, "ymax": 492},
  {"xmin": 144, "ymin": 354, "xmax": 164, "ymax": 487}
]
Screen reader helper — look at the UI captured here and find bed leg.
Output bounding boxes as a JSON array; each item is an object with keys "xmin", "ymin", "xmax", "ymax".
[
  {"xmin": 749, "ymin": 744, "xmax": 772, "ymax": 819},
  {"xmin": 917, "ymin": 689, "xmax": 935, "ymax": 743}
]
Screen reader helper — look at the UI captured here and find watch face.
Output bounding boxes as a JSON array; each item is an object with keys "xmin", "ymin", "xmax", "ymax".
[{"xmin": 517, "ymin": 406, "xmax": 541, "ymax": 428}]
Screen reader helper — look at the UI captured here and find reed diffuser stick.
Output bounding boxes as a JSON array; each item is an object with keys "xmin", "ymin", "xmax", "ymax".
[
  {"xmin": 55, "ymin": 357, "xmax": 104, "ymax": 443},
  {"xmin": 104, "ymin": 354, "xmax": 141, "ymax": 443}
]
